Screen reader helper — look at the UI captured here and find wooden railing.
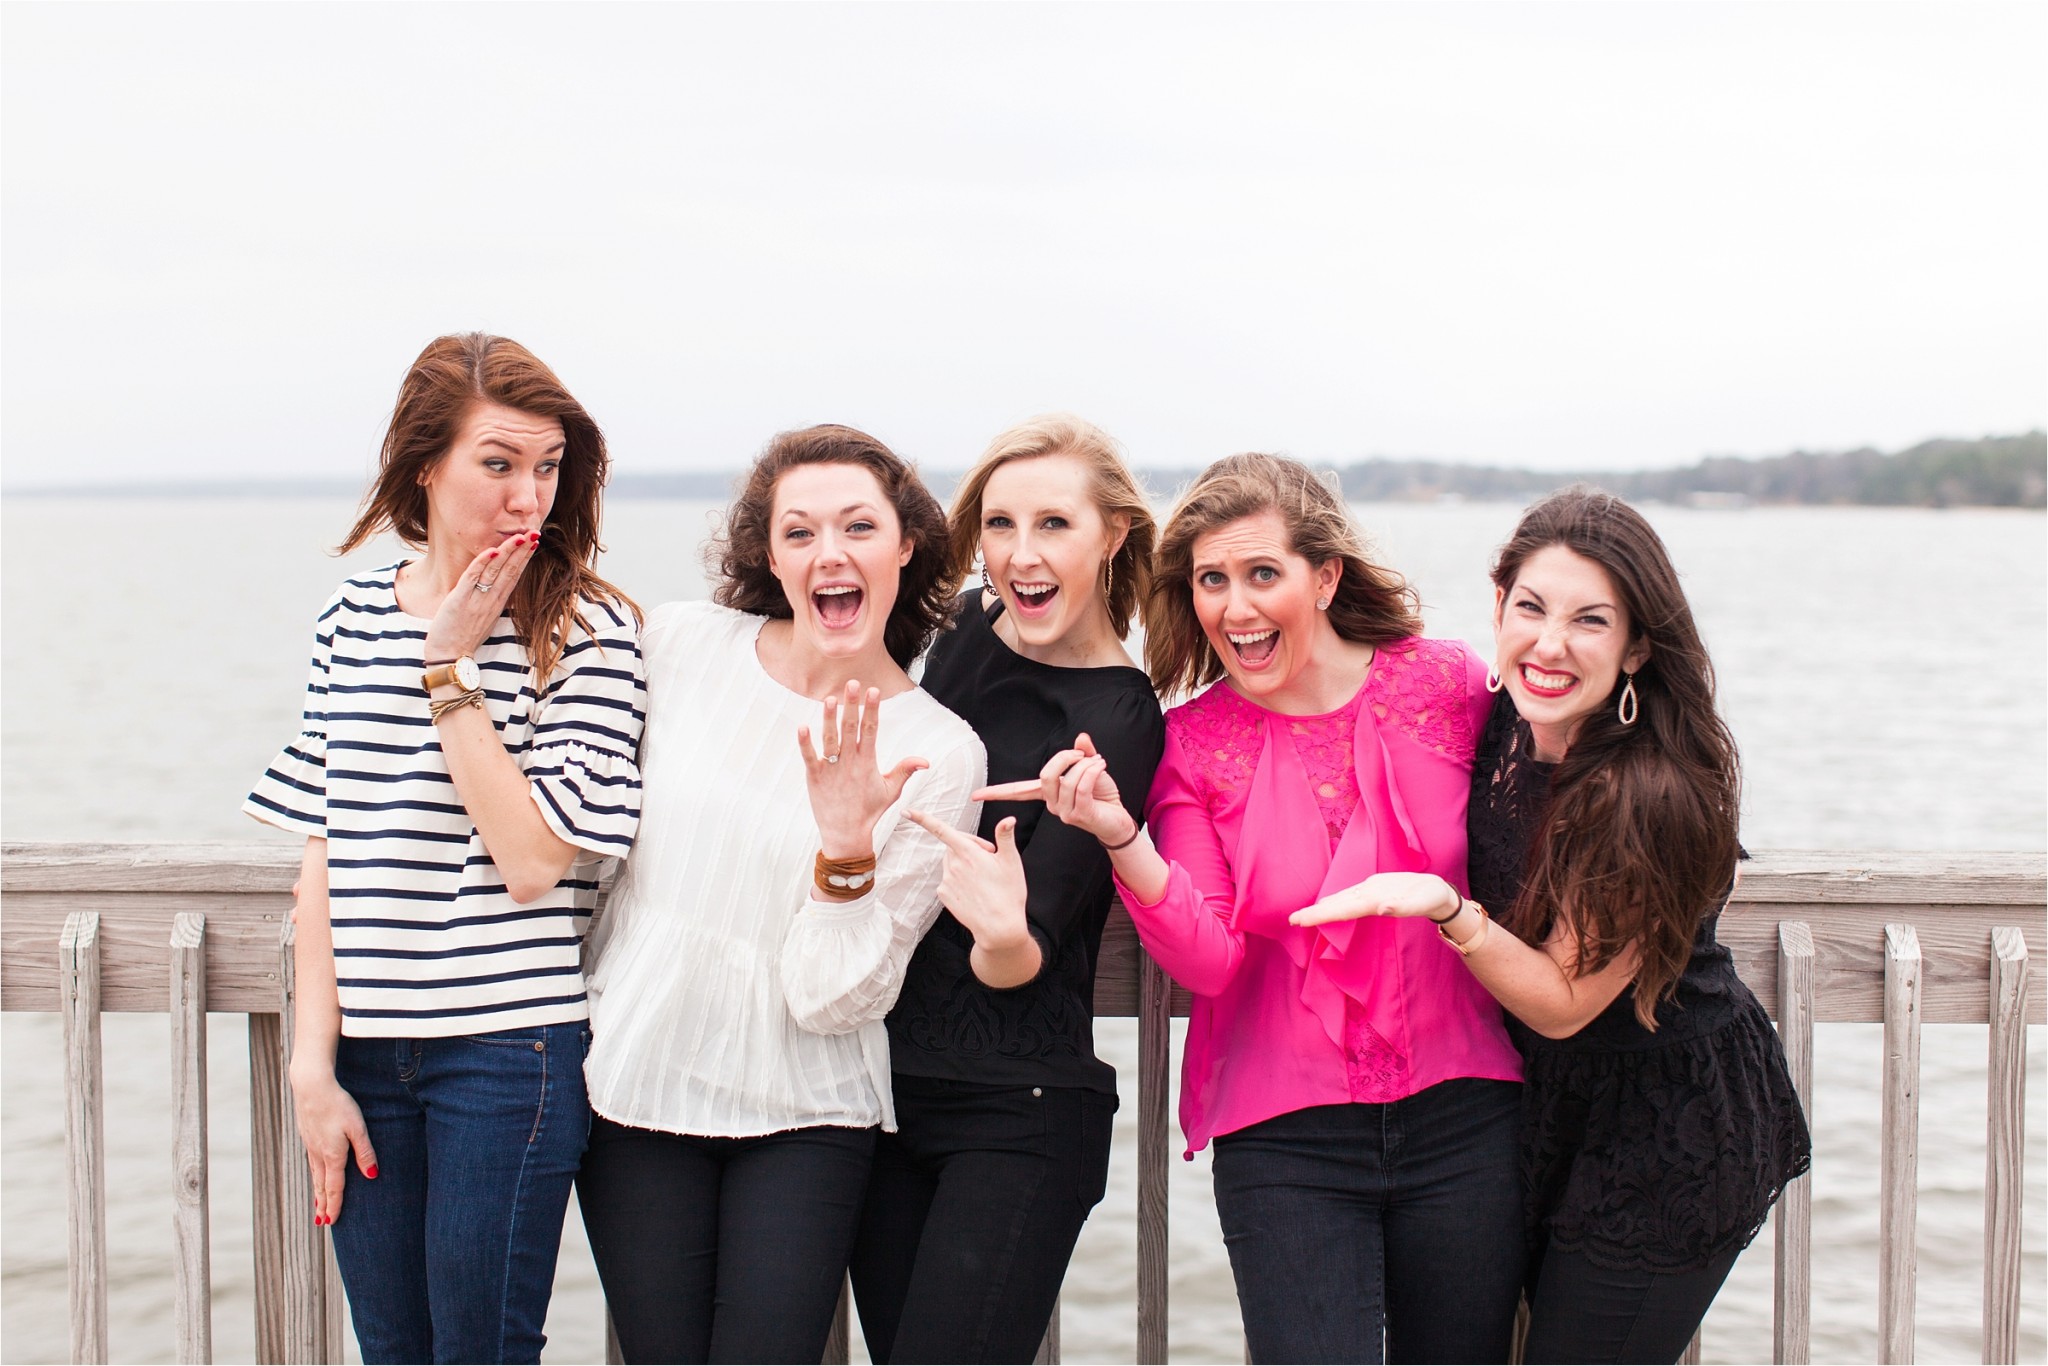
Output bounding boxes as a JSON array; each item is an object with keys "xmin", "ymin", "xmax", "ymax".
[{"xmin": 3, "ymin": 843, "xmax": 2040, "ymax": 1365}]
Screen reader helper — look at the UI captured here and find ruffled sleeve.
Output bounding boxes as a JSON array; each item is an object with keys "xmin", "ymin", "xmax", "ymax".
[
  {"xmin": 242, "ymin": 592, "xmax": 338, "ymax": 838},
  {"xmin": 781, "ymin": 723, "xmax": 986, "ymax": 1035},
  {"xmin": 524, "ymin": 598, "xmax": 647, "ymax": 859}
]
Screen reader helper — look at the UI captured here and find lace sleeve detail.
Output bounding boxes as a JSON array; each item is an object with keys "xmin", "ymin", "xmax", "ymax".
[
  {"xmin": 1164, "ymin": 683, "xmax": 1265, "ymax": 815},
  {"xmin": 1363, "ymin": 637, "xmax": 1483, "ymax": 763}
]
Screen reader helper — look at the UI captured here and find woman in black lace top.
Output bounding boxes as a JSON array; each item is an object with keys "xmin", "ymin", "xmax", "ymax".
[
  {"xmin": 852, "ymin": 416, "xmax": 1165, "ymax": 1363},
  {"xmin": 1295, "ymin": 489, "xmax": 1809, "ymax": 1363}
]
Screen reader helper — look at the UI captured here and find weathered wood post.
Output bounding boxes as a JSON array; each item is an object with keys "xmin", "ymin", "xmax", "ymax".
[
  {"xmin": 170, "ymin": 913, "xmax": 212, "ymax": 1364},
  {"xmin": 277, "ymin": 922, "xmax": 329, "ymax": 1362},
  {"xmin": 249, "ymin": 1011, "xmax": 288, "ymax": 1363},
  {"xmin": 1982, "ymin": 926, "xmax": 2027, "ymax": 1365},
  {"xmin": 61, "ymin": 911, "xmax": 109, "ymax": 1365},
  {"xmin": 1775, "ymin": 920, "xmax": 1815, "ymax": 1364},
  {"xmin": 1880, "ymin": 923, "xmax": 1922, "ymax": 1365},
  {"xmin": 1136, "ymin": 948, "xmax": 1171, "ymax": 1365}
]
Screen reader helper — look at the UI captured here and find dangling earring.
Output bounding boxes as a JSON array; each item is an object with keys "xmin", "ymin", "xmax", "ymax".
[
  {"xmin": 1485, "ymin": 663, "xmax": 1503, "ymax": 693},
  {"xmin": 981, "ymin": 562, "xmax": 994, "ymax": 595},
  {"xmin": 1104, "ymin": 557, "xmax": 1116, "ymax": 604},
  {"xmin": 1618, "ymin": 671, "xmax": 1639, "ymax": 725}
]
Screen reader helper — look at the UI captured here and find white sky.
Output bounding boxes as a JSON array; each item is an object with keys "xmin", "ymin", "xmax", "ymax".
[{"xmin": 3, "ymin": 1, "xmax": 2042, "ymax": 488}]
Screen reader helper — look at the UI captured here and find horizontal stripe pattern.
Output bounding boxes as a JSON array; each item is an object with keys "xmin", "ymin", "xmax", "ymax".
[{"xmin": 244, "ymin": 563, "xmax": 646, "ymax": 1038}]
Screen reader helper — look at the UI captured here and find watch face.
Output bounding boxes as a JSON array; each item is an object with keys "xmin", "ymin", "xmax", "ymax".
[{"xmin": 455, "ymin": 657, "xmax": 481, "ymax": 690}]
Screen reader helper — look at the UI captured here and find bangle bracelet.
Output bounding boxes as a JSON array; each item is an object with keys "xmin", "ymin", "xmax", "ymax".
[
  {"xmin": 1100, "ymin": 825, "xmax": 1141, "ymax": 853},
  {"xmin": 428, "ymin": 687, "xmax": 486, "ymax": 721},
  {"xmin": 1428, "ymin": 880, "xmax": 1466, "ymax": 924},
  {"xmin": 1440, "ymin": 904, "xmax": 1491, "ymax": 956}
]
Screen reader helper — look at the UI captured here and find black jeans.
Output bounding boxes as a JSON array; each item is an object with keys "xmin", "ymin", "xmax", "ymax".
[
  {"xmin": 1210, "ymin": 1079, "xmax": 1524, "ymax": 1364},
  {"xmin": 1522, "ymin": 1237, "xmax": 1742, "ymax": 1364},
  {"xmin": 575, "ymin": 1114, "xmax": 876, "ymax": 1364},
  {"xmin": 849, "ymin": 1076, "xmax": 1116, "ymax": 1364}
]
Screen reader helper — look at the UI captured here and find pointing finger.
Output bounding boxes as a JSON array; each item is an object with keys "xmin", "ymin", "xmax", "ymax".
[{"xmin": 972, "ymin": 780, "xmax": 1047, "ymax": 803}]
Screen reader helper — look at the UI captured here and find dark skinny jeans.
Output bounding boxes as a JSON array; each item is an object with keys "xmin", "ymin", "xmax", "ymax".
[
  {"xmin": 1210, "ymin": 1079, "xmax": 1525, "ymax": 1364},
  {"xmin": 1522, "ymin": 1235, "xmax": 1743, "ymax": 1364},
  {"xmin": 576, "ymin": 1114, "xmax": 876, "ymax": 1364},
  {"xmin": 850, "ymin": 1076, "xmax": 1117, "ymax": 1364}
]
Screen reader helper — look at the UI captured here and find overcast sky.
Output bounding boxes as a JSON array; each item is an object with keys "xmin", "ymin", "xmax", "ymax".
[{"xmin": 3, "ymin": 2, "xmax": 2041, "ymax": 488}]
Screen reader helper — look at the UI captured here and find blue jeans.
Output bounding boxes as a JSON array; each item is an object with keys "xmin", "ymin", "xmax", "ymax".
[
  {"xmin": 329, "ymin": 1023, "xmax": 592, "ymax": 1364},
  {"xmin": 1210, "ymin": 1079, "xmax": 1525, "ymax": 1364}
]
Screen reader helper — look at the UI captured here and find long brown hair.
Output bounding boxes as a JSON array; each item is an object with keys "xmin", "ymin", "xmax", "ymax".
[
  {"xmin": 1145, "ymin": 453, "xmax": 1422, "ymax": 697},
  {"xmin": 340, "ymin": 333, "xmax": 638, "ymax": 683},
  {"xmin": 946, "ymin": 414, "xmax": 1157, "ymax": 637},
  {"xmin": 707, "ymin": 424, "xmax": 956, "ymax": 668},
  {"xmin": 1493, "ymin": 488, "xmax": 1742, "ymax": 1029}
]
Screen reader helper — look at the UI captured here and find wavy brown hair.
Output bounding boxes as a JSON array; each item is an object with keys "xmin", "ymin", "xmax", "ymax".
[
  {"xmin": 1145, "ymin": 453, "xmax": 1422, "ymax": 697},
  {"xmin": 1493, "ymin": 488, "xmax": 1743, "ymax": 1030},
  {"xmin": 946, "ymin": 414, "xmax": 1156, "ymax": 637},
  {"xmin": 340, "ymin": 333, "xmax": 637, "ymax": 684},
  {"xmin": 707, "ymin": 424, "xmax": 956, "ymax": 668}
]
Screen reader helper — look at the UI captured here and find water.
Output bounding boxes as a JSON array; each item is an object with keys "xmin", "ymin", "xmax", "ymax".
[{"xmin": 3, "ymin": 497, "xmax": 2043, "ymax": 1363}]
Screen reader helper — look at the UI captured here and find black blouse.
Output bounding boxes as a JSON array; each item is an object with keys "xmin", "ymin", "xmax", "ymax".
[
  {"xmin": 888, "ymin": 591, "xmax": 1166, "ymax": 1095},
  {"xmin": 1469, "ymin": 692, "xmax": 1812, "ymax": 1272}
]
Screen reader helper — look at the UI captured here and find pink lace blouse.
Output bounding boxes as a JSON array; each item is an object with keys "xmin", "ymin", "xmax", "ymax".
[{"xmin": 1116, "ymin": 637, "xmax": 1523, "ymax": 1155}]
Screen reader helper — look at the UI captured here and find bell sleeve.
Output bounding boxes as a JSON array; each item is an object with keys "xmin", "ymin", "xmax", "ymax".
[
  {"xmin": 523, "ymin": 599, "xmax": 647, "ymax": 860},
  {"xmin": 243, "ymin": 594, "xmax": 338, "ymax": 838},
  {"xmin": 780, "ymin": 730, "xmax": 987, "ymax": 1035}
]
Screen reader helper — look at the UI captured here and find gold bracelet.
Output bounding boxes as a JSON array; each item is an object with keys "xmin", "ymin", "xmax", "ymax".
[
  {"xmin": 429, "ymin": 687, "xmax": 486, "ymax": 721},
  {"xmin": 814, "ymin": 850, "xmax": 878, "ymax": 900},
  {"xmin": 1439, "ymin": 902, "xmax": 1491, "ymax": 956}
]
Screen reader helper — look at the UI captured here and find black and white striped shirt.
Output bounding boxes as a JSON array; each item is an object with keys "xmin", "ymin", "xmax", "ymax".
[{"xmin": 245, "ymin": 562, "xmax": 646, "ymax": 1037}]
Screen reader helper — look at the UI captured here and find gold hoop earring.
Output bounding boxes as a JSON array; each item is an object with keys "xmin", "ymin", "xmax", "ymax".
[
  {"xmin": 1485, "ymin": 663, "xmax": 1503, "ymax": 693},
  {"xmin": 1618, "ymin": 671, "xmax": 1639, "ymax": 725}
]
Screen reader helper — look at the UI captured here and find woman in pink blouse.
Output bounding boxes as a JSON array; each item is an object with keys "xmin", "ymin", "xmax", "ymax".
[{"xmin": 984, "ymin": 454, "xmax": 1524, "ymax": 1363}]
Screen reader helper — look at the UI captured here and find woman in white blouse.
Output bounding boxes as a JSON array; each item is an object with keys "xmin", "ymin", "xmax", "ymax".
[{"xmin": 577, "ymin": 424, "xmax": 984, "ymax": 1364}]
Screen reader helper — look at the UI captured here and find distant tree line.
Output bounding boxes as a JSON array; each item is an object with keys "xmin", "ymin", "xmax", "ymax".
[{"xmin": 1317, "ymin": 432, "xmax": 2045, "ymax": 509}]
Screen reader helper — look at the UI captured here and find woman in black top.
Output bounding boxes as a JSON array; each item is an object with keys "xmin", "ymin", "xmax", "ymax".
[
  {"xmin": 864, "ymin": 415, "xmax": 1165, "ymax": 1364},
  {"xmin": 1294, "ymin": 489, "xmax": 1809, "ymax": 1363}
]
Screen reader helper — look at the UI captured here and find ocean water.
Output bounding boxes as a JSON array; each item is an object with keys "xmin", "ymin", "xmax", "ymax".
[{"xmin": 2, "ymin": 496, "xmax": 2043, "ymax": 1363}]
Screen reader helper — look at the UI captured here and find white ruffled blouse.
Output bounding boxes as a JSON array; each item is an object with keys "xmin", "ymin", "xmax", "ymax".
[{"xmin": 582, "ymin": 601, "xmax": 984, "ymax": 1136}]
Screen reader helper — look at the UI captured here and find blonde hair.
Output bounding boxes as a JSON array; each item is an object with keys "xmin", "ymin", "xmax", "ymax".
[
  {"xmin": 946, "ymin": 414, "xmax": 1156, "ymax": 637},
  {"xmin": 1145, "ymin": 453, "xmax": 1422, "ymax": 698}
]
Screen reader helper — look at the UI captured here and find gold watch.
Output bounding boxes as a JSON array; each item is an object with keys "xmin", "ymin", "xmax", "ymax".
[{"xmin": 421, "ymin": 656, "xmax": 481, "ymax": 692}]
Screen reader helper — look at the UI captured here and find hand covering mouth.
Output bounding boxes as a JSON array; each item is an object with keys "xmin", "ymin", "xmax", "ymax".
[{"xmin": 814, "ymin": 584, "xmax": 863, "ymax": 626}]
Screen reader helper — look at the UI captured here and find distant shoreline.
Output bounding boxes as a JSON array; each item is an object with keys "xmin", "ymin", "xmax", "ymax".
[{"xmin": 7, "ymin": 432, "xmax": 2041, "ymax": 509}]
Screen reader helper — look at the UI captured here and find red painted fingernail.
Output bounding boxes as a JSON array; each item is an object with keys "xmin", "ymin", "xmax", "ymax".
[
  {"xmin": 364, "ymin": 1164, "xmax": 378, "ymax": 1179},
  {"xmin": 487, "ymin": 550, "xmax": 499, "ymax": 558}
]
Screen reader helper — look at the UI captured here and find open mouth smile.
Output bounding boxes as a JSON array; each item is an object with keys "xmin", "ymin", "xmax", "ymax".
[
  {"xmin": 1011, "ymin": 581, "xmax": 1059, "ymax": 615},
  {"xmin": 1227, "ymin": 629, "xmax": 1279, "ymax": 666},
  {"xmin": 814, "ymin": 583, "xmax": 864, "ymax": 628}
]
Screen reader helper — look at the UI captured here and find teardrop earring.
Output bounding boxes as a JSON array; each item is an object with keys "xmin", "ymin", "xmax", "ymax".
[
  {"xmin": 1485, "ymin": 663, "xmax": 1503, "ymax": 693},
  {"xmin": 1617, "ymin": 671, "xmax": 1639, "ymax": 725}
]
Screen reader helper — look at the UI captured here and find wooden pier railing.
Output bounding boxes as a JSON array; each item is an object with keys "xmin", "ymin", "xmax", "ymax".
[{"xmin": 3, "ymin": 843, "xmax": 2040, "ymax": 1365}]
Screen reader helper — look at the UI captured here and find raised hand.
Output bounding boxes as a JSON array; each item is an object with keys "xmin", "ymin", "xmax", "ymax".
[
  {"xmin": 971, "ymin": 732, "xmax": 1134, "ymax": 847},
  {"xmin": 423, "ymin": 529, "xmax": 543, "ymax": 663},
  {"xmin": 798, "ymin": 680, "xmax": 930, "ymax": 860},
  {"xmin": 1290, "ymin": 871, "xmax": 1461, "ymax": 927}
]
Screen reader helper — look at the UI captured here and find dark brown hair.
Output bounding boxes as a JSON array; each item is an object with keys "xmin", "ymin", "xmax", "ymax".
[
  {"xmin": 340, "ymin": 333, "xmax": 638, "ymax": 683},
  {"xmin": 1145, "ymin": 452, "xmax": 1423, "ymax": 697},
  {"xmin": 1492, "ymin": 487, "xmax": 1742, "ymax": 1029},
  {"xmin": 946, "ymin": 414, "xmax": 1157, "ymax": 637},
  {"xmin": 708, "ymin": 424, "xmax": 956, "ymax": 668}
]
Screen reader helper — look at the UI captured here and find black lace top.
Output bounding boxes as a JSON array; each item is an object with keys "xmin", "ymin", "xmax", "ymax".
[
  {"xmin": 887, "ymin": 592, "xmax": 1165, "ymax": 1095},
  {"xmin": 1468, "ymin": 692, "xmax": 1811, "ymax": 1272}
]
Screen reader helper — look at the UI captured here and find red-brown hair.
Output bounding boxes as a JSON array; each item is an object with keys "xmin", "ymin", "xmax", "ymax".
[{"xmin": 340, "ymin": 333, "xmax": 638, "ymax": 684}]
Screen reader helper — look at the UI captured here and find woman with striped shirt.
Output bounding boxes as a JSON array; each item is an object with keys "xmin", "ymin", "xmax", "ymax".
[{"xmin": 245, "ymin": 333, "xmax": 646, "ymax": 1364}]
